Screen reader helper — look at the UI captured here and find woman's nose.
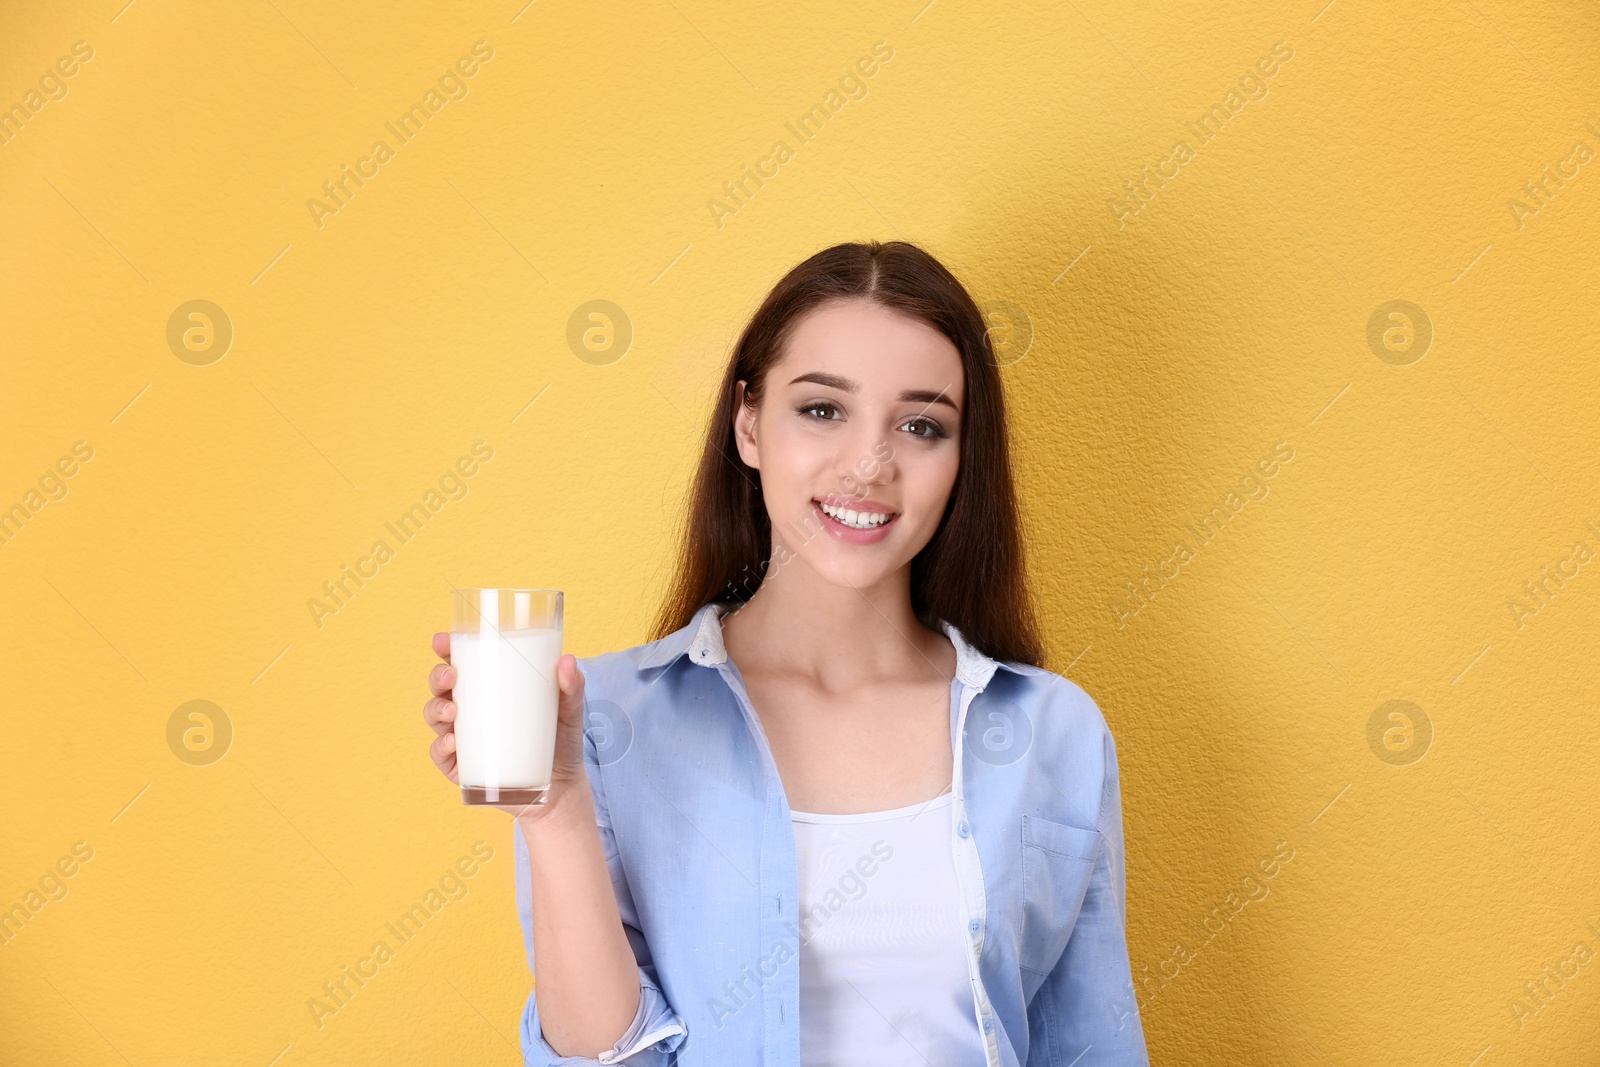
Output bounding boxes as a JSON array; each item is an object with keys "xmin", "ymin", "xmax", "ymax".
[{"xmin": 837, "ymin": 430, "xmax": 893, "ymax": 489}]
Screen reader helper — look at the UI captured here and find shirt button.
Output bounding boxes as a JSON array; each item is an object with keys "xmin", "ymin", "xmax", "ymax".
[
  {"xmin": 982, "ymin": 1016, "xmax": 994, "ymax": 1033},
  {"xmin": 957, "ymin": 820, "xmax": 970, "ymax": 838},
  {"xmin": 967, "ymin": 919, "xmax": 980, "ymax": 935}
]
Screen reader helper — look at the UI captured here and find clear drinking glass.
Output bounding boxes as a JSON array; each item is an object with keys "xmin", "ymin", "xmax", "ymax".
[{"xmin": 450, "ymin": 588, "xmax": 563, "ymax": 806}]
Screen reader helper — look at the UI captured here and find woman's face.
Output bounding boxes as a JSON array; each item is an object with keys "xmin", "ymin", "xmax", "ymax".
[{"xmin": 733, "ymin": 298, "xmax": 965, "ymax": 593}]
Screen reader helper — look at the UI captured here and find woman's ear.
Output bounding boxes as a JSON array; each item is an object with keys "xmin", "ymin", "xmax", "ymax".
[{"xmin": 732, "ymin": 379, "xmax": 760, "ymax": 469}]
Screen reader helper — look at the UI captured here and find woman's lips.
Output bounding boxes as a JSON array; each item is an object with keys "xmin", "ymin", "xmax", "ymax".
[{"xmin": 812, "ymin": 500, "xmax": 898, "ymax": 544}]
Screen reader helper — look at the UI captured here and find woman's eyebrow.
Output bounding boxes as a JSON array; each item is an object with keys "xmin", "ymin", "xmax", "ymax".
[{"xmin": 787, "ymin": 371, "xmax": 959, "ymax": 411}]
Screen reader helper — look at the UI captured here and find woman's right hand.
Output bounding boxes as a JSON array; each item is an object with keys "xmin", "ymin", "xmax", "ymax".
[{"xmin": 424, "ymin": 632, "xmax": 593, "ymax": 821}]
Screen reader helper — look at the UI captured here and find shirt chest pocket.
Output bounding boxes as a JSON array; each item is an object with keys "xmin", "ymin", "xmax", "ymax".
[{"xmin": 1018, "ymin": 814, "xmax": 1102, "ymax": 976}]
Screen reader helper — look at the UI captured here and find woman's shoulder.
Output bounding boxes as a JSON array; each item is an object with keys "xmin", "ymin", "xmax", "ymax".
[
  {"xmin": 940, "ymin": 617, "xmax": 1114, "ymax": 745},
  {"xmin": 570, "ymin": 615, "xmax": 714, "ymax": 704},
  {"xmin": 572, "ymin": 637, "xmax": 679, "ymax": 694},
  {"xmin": 573, "ymin": 602, "xmax": 724, "ymax": 680},
  {"xmin": 986, "ymin": 658, "xmax": 1119, "ymax": 755},
  {"xmin": 986, "ymin": 663, "xmax": 1126, "ymax": 827},
  {"xmin": 996, "ymin": 658, "xmax": 1106, "ymax": 716}
]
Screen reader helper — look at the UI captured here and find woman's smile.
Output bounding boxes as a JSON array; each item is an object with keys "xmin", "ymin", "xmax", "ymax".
[{"xmin": 812, "ymin": 495, "xmax": 900, "ymax": 542}]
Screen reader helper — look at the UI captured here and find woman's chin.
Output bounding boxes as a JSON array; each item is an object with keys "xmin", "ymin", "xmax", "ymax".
[{"xmin": 807, "ymin": 554, "xmax": 910, "ymax": 593}]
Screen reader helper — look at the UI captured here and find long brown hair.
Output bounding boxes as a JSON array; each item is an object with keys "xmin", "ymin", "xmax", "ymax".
[{"xmin": 650, "ymin": 239, "xmax": 1045, "ymax": 668}]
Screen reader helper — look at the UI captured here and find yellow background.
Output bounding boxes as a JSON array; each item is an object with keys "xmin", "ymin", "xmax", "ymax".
[{"xmin": 3, "ymin": 0, "xmax": 1598, "ymax": 1064}]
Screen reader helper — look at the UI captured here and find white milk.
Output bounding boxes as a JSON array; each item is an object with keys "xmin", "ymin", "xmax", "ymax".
[{"xmin": 451, "ymin": 626, "xmax": 562, "ymax": 790}]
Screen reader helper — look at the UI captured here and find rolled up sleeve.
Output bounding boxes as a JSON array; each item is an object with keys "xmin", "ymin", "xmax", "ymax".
[
  {"xmin": 1029, "ymin": 724, "xmax": 1150, "ymax": 1066},
  {"xmin": 511, "ymin": 702, "xmax": 687, "ymax": 1065},
  {"xmin": 512, "ymin": 944, "xmax": 684, "ymax": 1066}
]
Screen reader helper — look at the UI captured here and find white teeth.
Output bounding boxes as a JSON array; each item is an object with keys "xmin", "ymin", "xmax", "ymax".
[{"xmin": 819, "ymin": 502, "xmax": 892, "ymax": 529}]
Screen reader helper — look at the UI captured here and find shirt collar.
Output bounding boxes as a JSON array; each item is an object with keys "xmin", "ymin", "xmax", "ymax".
[{"xmin": 635, "ymin": 599, "xmax": 1016, "ymax": 689}]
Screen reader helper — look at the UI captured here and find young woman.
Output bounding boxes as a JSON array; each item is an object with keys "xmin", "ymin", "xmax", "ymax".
[{"xmin": 424, "ymin": 241, "xmax": 1150, "ymax": 1066}]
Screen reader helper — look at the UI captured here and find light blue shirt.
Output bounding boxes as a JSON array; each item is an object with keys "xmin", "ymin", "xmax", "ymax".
[{"xmin": 513, "ymin": 600, "xmax": 1151, "ymax": 1066}]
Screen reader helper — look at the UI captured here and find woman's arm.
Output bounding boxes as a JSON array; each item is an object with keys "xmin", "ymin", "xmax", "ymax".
[
  {"xmin": 511, "ymin": 655, "xmax": 688, "ymax": 1065},
  {"xmin": 518, "ymin": 781, "xmax": 643, "ymax": 1057},
  {"xmin": 1027, "ymin": 724, "xmax": 1151, "ymax": 1066},
  {"xmin": 427, "ymin": 637, "xmax": 684, "ymax": 1061}
]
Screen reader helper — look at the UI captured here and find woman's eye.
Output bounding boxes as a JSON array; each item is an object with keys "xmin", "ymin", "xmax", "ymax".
[
  {"xmin": 903, "ymin": 417, "xmax": 947, "ymax": 440},
  {"xmin": 800, "ymin": 402, "xmax": 841, "ymax": 421},
  {"xmin": 798, "ymin": 402, "xmax": 946, "ymax": 438}
]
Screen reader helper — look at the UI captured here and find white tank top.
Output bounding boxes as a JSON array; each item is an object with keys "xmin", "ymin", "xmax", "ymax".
[{"xmin": 790, "ymin": 790, "xmax": 988, "ymax": 1066}]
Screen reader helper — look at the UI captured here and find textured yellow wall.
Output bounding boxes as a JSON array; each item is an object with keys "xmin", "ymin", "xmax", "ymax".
[{"xmin": 3, "ymin": 1, "xmax": 1598, "ymax": 1064}]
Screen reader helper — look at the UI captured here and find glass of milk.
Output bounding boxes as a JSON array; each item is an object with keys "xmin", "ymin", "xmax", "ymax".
[{"xmin": 450, "ymin": 587, "xmax": 563, "ymax": 806}]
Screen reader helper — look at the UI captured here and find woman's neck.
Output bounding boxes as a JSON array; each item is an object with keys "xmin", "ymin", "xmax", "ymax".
[{"xmin": 719, "ymin": 565, "xmax": 953, "ymax": 689}]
